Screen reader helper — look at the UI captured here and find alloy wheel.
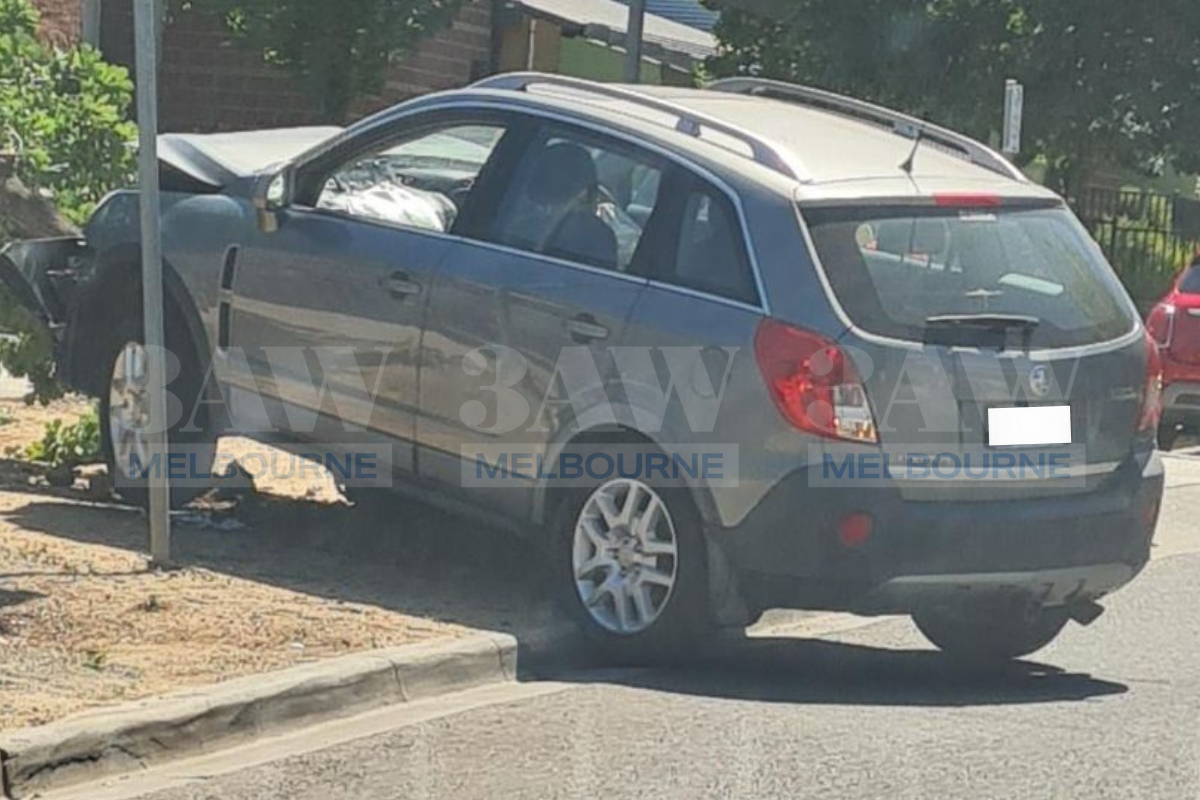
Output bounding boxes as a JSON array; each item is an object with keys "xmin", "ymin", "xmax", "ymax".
[
  {"xmin": 571, "ymin": 479, "xmax": 679, "ymax": 635},
  {"xmin": 108, "ymin": 341, "xmax": 151, "ymax": 476}
]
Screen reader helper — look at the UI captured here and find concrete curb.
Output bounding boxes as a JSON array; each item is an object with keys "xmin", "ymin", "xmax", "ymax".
[{"xmin": 0, "ymin": 633, "xmax": 520, "ymax": 799}]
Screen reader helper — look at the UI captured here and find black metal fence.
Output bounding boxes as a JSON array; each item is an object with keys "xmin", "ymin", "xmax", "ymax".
[{"xmin": 1075, "ymin": 187, "xmax": 1200, "ymax": 310}]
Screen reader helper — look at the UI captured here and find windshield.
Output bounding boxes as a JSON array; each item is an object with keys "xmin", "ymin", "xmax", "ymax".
[
  {"xmin": 1181, "ymin": 263, "xmax": 1200, "ymax": 294},
  {"xmin": 805, "ymin": 204, "xmax": 1139, "ymax": 348}
]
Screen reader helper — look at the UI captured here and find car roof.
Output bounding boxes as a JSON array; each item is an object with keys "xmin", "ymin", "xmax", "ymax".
[
  {"xmin": 634, "ymin": 86, "xmax": 992, "ymax": 183},
  {"xmin": 427, "ymin": 75, "xmax": 1062, "ymax": 205}
]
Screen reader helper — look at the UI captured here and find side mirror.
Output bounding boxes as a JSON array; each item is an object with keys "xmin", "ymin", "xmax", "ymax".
[{"xmin": 252, "ymin": 170, "xmax": 289, "ymax": 233}]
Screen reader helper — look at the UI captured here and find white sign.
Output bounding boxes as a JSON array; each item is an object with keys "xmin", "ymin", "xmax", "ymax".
[
  {"xmin": 1003, "ymin": 79, "xmax": 1024, "ymax": 156},
  {"xmin": 988, "ymin": 405, "xmax": 1071, "ymax": 447}
]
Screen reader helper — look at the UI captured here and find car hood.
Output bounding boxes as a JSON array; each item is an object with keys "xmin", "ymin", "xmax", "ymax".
[{"xmin": 160, "ymin": 126, "xmax": 343, "ymax": 190}]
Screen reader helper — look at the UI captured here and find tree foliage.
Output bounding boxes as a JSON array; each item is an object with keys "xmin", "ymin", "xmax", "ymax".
[
  {"xmin": 0, "ymin": 0, "xmax": 135, "ymax": 226},
  {"xmin": 1, "ymin": 0, "xmax": 136, "ymax": 405},
  {"xmin": 194, "ymin": 0, "xmax": 467, "ymax": 123},
  {"xmin": 708, "ymin": 0, "xmax": 1200, "ymax": 198}
]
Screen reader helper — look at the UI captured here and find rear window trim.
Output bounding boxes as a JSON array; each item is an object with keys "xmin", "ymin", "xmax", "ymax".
[{"xmin": 794, "ymin": 200, "xmax": 1143, "ymax": 356}]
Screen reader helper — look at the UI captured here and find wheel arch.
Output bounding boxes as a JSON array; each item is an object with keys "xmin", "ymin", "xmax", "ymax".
[
  {"xmin": 62, "ymin": 244, "xmax": 225, "ymax": 428},
  {"xmin": 536, "ymin": 422, "xmax": 752, "ymax": 633},
  {"xmin": 531, "ymin": 421, "xmax": 721, "ymax": 532}
]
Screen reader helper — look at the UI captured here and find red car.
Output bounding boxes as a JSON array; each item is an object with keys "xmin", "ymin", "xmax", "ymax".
[{"xmin": 1148, "ymin": 257, "xmax": 1200, "ymax": 447}]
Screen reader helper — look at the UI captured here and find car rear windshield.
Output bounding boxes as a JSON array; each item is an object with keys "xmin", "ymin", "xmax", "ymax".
[
  {"xmin": 1180, "ymin": 264, "xmax": 1200, "ymax": 294},
  {"xmin": 803, "ymin": 204, "xmax": 1138, "ymax": 349}
]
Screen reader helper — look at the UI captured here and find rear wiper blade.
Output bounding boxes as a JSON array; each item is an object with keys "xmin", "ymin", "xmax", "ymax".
[{"xmin": 924, "ymin": 313, "xmax": 1040, "ymax": 330}]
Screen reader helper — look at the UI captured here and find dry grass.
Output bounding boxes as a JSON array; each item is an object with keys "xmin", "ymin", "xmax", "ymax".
[{"xmin": 0, "ymin": 397, "xmax": 551, "ymax": 730}]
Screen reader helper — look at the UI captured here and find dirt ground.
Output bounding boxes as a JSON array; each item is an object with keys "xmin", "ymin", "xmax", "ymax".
[{"xmin": 0, "ymin": 396, "xmax": 557, "ymax": 730}]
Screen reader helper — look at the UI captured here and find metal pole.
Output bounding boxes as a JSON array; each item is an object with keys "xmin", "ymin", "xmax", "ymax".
[
  {"xmin": 134, "ymin": 0, "xmax": 171, "ymax": 566},
  {"xmin": 623, "ymin": 0, "xmax": 646, "ymax": 83},
  {"xmin": 526, "ymin": 18, "xmax": 537, "ymax": 70}
]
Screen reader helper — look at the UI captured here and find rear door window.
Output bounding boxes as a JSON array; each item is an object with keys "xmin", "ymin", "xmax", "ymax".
[{"xmin": 804, "ymin": 205, "xmax": 1138, "ymax": 348}]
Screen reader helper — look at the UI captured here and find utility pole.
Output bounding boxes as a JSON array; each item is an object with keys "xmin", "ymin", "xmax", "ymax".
[
  {"xmin": 623, "ymin": 0, "xmax": 647, "ymax": 83},
  {"xmin": 134, "ymin": 0, "xmax": 172, "ymax": 566}
]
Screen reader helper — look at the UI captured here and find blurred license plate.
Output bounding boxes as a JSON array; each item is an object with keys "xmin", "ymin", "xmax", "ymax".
[{"xmin": 988, "ymin": 405, "xmax": 1072, "ymax": 447}]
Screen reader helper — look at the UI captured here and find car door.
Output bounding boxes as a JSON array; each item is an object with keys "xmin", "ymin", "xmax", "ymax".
[
  {"xmin": 619, "ymin": 173, "xmax": 771, "ymax": 527},
  {"xmin": 226, "ymin": 111, "xmax": 513, "ymax": 473},
  {"xmin": 415, "ymin": 120, "xmax": 677, "ymax": 520}
]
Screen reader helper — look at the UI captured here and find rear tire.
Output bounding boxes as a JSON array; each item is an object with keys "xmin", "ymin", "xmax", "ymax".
[
  {"xmin": 1159, "ymin": 418, "xmax": 1182, "ymax": 451},
  {"xmin": 549, "ymin": 463, "xmax": 712, "ymax": 664},
  {"xmin": 98, "ymin": 302, "xmax": 217, "ymax": 508},
  {"xmin": 914, "ymin": 601, "xmax": 1069, "ymax": 663}
]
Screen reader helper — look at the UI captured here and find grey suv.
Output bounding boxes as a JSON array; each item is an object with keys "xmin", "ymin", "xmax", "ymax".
[{"xmin": 0, "ymin": 72, "xmax": 1165, "ymax": 662}]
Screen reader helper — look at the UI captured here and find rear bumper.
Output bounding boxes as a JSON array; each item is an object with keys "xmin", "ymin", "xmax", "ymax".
[
  {"xmin": 864, "ymin": 562, "xmax": 1134, "ymax": 611},
  {"xmin": 1162, "ymin": 348, "xmax": 1200, "ymax": 420},
  {"xmin": 711, "ymin": 450, "xmax": 1163, "ymax": 614},
  {"xmin": 1163, "ymin": 380, "xmax": 1200, "ymax": 419}
]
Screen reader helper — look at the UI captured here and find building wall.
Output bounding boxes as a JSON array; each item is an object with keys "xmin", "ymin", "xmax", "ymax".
[
  {"xmin": 364, "ymin": 0, "xmax": 493, "ymax": 113},
  {"xmin": 94, "ymin": 0, "xmax": 495, "ymax": 132},
  {"xmin": 496, "ymin": 16, "xmax": 564, "ymax": 73},
  {"xmin": 557, "ymin": 37, "xmax": 693, "ymax": 85},
  {"xmin": 33, "ymin": 0, "xmax": 82, "ymax": 46}
]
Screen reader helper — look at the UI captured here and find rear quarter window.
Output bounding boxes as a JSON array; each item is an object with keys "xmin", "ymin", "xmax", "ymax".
[
  {"xmin": 804, "ymin": 205, "xmax": 1138, "ymax": 348},
  {"xmin": 654, "ymin": 185, "xmax": 758, "ymax": 306}
]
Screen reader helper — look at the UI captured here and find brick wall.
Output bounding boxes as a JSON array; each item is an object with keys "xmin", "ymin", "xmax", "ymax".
[
  {"xmin": 33, "ymin": 0, "xmax": 81, "ymax": 47},
  {"xmin": 93, "ymin": 0, "xmax": 495, "ymax": 133},
  {"xmin": 361, "ymin": 0, "xmax": 494, "ymax": 114},
  {"xmin": 156, "ymin": 4, "xmax": 320, "ymax": 132}
]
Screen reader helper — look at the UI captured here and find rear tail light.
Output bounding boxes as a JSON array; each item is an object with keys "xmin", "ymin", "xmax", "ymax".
[
  {"xmin": 754, "ymin": 319, "xmax": 878, "ymax": 443},
  {"xmin": 1147, "ymin": 303, "xmax": 1176, "ymax": 348},
  {"xmin": 1137, "ymin": 329, "xmax": 1164, "ymax": 434}
]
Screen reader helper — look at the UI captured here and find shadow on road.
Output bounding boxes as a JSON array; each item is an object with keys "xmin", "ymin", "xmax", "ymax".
[{"xmin": 564, "ymin": 634, "xmax": 1128, "ymax": 708}]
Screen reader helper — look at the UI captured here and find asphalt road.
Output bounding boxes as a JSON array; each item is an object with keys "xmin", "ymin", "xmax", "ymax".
[{"xmin": 75, "ymin": 452, "xmax": 1200, "ymax": 800}]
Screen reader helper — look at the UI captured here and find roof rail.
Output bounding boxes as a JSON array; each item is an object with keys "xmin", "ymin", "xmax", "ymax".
[
  {"xmin": 708, "ymin": 77, "xmax": 1026, "ymax": 182},
  {"xmin": 472, "ymin": 72, "xmax": 805, "ymax": 181}
]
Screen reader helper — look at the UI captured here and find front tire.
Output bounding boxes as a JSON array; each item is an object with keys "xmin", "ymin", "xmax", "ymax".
[
  {"xmin": 914, "ymin": 601, "xmax": 1069, "ymax": 663},
  {"xmin": 551, "ymin": 473, "xmax": 712, "ymax": 663},
  {"xmin": 99, "ymin": 310, "xmax": 217, "ymax": 508}
]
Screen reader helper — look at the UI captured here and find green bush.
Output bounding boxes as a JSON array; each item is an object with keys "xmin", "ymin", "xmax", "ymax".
[
  {"xmin": 0, "ymin": 284, "xmax": 64, "ymax": 403},
  {"xmin": 25, "ymin": 407, "xmax": 101, "ymax": 470},
  {"xmin": 1, "ymin": 0, "xmax": 135, "ymax": 404},
  {"xmin": 0, "ymin": 0, "xmax": 137, "ymax": 226}
]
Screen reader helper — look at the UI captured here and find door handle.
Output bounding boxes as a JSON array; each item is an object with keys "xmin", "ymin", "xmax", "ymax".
[
  {"xmin": 382, "ymin": 271, "xmax": 421, "ymax": 299},
  {"xmin": 566, "ymin": 315, "xmax": 609, "ymax": 343}
]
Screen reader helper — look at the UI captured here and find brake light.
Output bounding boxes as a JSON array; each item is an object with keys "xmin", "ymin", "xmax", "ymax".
[
  {"xmin": 1147, "ymin": 303, "xmax": 1176, "ymax": 347},
  {"xmin": 1137, "ymin": 329, "xmax": 1163, "ymax": 434},
  {"xmin": 933, "ymin": 193, "xmax": 1002, "ymax": 208},
  {"xmin": 754, "ymin": 319, "xmax": 878, "ymax": 443}
]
